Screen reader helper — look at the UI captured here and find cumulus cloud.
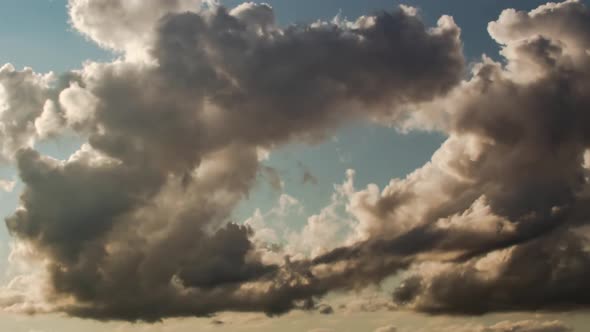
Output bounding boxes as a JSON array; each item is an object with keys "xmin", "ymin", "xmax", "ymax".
[
  {"xmin": 3, "ymin": 0, "xmax": 590, "ymax": 323},
  {"xmin": 393, "ymin": 232, "xmax": 590, "ymax": 313},
  {"xmin": 68, "ymin": 0, "xmax": 215, "ymax": 59},
  {"xmin": 0, "ymin": 0, "xmax": 465, "ymax": 321},
  {"xmin": 250, "ymin": 0, "xmax": 590, "ymax": 317},
  {"xmin": 382, "ymin": 0, "xmax": 590, "ymax": 314},
  {"xmin": 245, "ymin": 170, "xmax": 364, "ymax": 262},
  {"xmin": 0, "ymin": 64, "xmax": 55, "ymax": 162}
]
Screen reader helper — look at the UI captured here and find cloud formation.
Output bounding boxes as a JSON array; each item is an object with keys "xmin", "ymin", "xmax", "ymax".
[
  {"xmin": 1, "ymin": 0, "xmax": 465, "ymax": 321},
  {"xmin": 2, "ymin": 0, "xmax": 590, "ymax": 323},
  {"xmin": 384, "ymin": 0, "xmax": 590, "ymax": 314},
  {"xmin": 0, "ymin": 64, "xmax": 56, "ymax": 162}
]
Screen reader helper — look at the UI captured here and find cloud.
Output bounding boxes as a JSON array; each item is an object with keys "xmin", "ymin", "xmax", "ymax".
[
  {"xmin": 5, "ymin": 144, "xmax": 279, "ymax": 322},
  {"xmin": 488, "ymin": 0, "xmax": 590, "ymax": 57},
  {"xmin": 3, "ymin": 0, "xmax": 590, "ymax": 323},
  {"xmin": 0, "ymin": 179, "xmax": 15, "ymax": 192},
  {"xmin": 393, "ymin": 230, "xmax": 590, "ymax": 314},
  {"xmin": 245, "ymin": 171, "xmax": 360, "ymax": 261},
  {"xmin": 34, "ymin": 100, "xmax": 64, "ymax": 139},
  {"xmin": 67, "ymin": 0, "xmax": 213, "ymax": 59},
  {"xmin": 1, "ymin": 1, "xmax": 465, "ymax": 321},
  {"xmin": 274, "ymin": 0, "xmax": 590, "ymax": 317},
  {"xmin": 0, "ymin": 64, "xmax": 54, "ymax": 162},
  {"xmin": 382, "ymin": 1, "xmax": 590, "ymax": 314},
  {"xmin": 382, "ymin": 0, "xmax": 590, "ymax": 314},
  {"xmin": 0, "ymin": 63, "xmax": 81, "ymax": 161}
]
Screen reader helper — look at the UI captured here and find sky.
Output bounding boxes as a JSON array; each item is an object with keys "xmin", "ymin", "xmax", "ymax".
[{"xmin": 1, "ymin": 0, "xmax": 590, "ymax": 331}]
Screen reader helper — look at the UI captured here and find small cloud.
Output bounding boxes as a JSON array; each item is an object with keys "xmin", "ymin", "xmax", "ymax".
[{"xmin": 0, "ymin": 179, "xmax": 15, "ymax": 193}]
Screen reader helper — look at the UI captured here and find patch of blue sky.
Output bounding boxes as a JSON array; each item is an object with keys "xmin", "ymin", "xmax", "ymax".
[{"xmin": 233, "ymin": 122, "xmax": 445, "ymax": 230}]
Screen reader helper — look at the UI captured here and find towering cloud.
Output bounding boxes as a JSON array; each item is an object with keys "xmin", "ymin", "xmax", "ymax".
[{"xmin": 383, "ymin": 0, "xmax": 590, "ymax": 314}]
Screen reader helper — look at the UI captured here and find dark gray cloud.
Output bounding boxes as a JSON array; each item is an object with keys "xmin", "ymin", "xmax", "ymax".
[
  {"xmin": 393, "ymin": 230, "xmax": 590, "ymax": 315},
  {"xmin": 68, "ymin": 2, "xmax": 463, "ymax": 173}
]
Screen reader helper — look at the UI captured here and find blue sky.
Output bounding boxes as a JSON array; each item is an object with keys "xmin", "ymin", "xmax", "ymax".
[{"xmin": 1, "ymin": 1, "xmax": 590, "ymax": 331}]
